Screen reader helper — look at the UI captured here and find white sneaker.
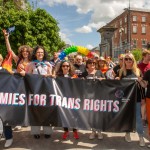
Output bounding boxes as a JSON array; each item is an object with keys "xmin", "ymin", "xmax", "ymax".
[
  {"xmin": 97, "ymin": 131, "xmax": 103, "ymax": 140},
  {"xmin": 147, "ymin": 144, "xmax": 150, "ymax": 148},
  {"xmin": 14, "ymin": 126, "xmax": 22, "ymax": 131},
  {"xmin": 125, "ymin": 132, "xmax": 131, "ymax": 142},
  {"xmin": 139, "ymin": 136, "xmax": 145, "ymax": 147},
  {"xmin": 89, "ymin": 131, "xmax": 96, "ymax": 140},
  {"xmin": 4, "ymin": 139, "xmax": 13, "ymax": 148}
]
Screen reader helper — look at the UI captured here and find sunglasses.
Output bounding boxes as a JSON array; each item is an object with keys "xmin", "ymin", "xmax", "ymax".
[
  {"xmin": 62, "ymin": 65, "xmax": 69, "ymax": 68},
  {"xmin": 119, "ymin": 58, "xmax": 123, "ymax": 61},
  {"xmin": 124, "ymin": 58, "xmax": 132, "ymax": 61}
]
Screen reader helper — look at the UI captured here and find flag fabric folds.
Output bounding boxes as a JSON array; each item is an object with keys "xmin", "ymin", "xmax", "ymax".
[{"xmin": 2, "ymin": 51, "xmax": 13, "ymax": 72}]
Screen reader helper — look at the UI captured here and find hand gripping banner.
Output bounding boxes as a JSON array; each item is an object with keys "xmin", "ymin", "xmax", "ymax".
[{"xmin": 0, "ymin": 72, "xmax": 137, "ymax": 132}]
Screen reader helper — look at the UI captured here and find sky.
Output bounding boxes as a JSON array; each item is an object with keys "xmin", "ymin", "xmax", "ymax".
[{"xmin": 30, "ymin": 0, "xmax": 150, "ymax": 49}]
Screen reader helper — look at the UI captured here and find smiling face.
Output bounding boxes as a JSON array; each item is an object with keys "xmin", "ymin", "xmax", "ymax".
[
  {"xmin": 61, "ymin": 61, "xmax": 70, "ymax": 74},
  {"xmin": 35, "ymin": 48, "xmax": 44, "ymax": 61},
  {"xmin": 124, "ymin": 55, "xmax": 134, "ymax": 68},
  {"xmin": 86, "ymin": 60, "xmax": 96, "ymax": 70},
  {"xmin": 21, "ymin": 48, "xmax": 30, "ymax": 59},
  {"xmin": 75, "ymin": 55, "xmax": 83, "ymax": 65}
]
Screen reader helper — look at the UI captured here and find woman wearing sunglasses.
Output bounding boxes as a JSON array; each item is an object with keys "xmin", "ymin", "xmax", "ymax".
[
  {"xmin": 81, "ymin": 58, "xmax": 105, "ymax": 140},
  {"xmin": 116, "ymin": 53, "xmax": 145, "ymax": 147},
  {"xmin": 56, "ymin": 60, "xmax": 79, "ymax": 140}
]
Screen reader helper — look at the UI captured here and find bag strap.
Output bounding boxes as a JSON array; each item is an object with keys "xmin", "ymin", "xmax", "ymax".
[
  {"xmin": 16, "ymin": 58, "xmax": 22, "ymax": 68},
  {"xmin": 35, "ymin": 63, "xmax": 41, "ymax": 75}
]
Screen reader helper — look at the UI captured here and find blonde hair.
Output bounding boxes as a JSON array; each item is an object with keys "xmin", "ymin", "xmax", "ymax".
[
  {"xmin": 142, "ymin": 49, "xmax": 150, "ymax": 57},
  {"xmin": 119, "ymin": 53, "xmax": 141, "ymax": 77}
]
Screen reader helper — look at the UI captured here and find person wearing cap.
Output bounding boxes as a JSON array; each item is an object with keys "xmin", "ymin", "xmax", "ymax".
[{"xmin": 97, "ymin": 56, "xmax": 112, "ymax": 79}]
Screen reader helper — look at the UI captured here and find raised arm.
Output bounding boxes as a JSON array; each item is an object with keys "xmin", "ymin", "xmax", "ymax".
[{"xmin": 2, "ymin": 29, "xmax": 19, "ymax": 63}]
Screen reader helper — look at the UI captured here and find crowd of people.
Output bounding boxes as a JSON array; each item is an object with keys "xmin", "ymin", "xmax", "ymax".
[{"xmin": 0, "ymin": 29, "xmax": 150, "ymax": 148}]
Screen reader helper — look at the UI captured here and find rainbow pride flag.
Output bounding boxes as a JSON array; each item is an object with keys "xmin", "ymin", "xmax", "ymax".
[{"xmin": 2, "ymin": 51, "xmax": 13, "ymax": 72}]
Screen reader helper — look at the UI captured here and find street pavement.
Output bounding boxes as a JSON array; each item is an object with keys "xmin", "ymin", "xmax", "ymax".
[{"xmin": 0, "ymin": 127, "xmax": 150, "ymax": 150}]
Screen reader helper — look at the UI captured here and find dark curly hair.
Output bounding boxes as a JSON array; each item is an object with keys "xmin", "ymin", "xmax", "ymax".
[
  {"xmin": 56, "ymin": 60, "xmax": 75, "ymax": 77},
  {"xmin": 31, "ymin": 45, "xmax": 48, "ymax": 61}
]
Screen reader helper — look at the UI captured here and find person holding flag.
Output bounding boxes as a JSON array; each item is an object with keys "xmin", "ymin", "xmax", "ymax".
[{"xmin": 2, "ymin": 29, "xmax": 32, "ymax": 75}]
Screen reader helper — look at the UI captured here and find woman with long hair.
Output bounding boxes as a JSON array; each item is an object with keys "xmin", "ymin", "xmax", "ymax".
[
  {"xmin": 56, "ymin": 60, "xmax": 79, "ymax": 140},
  {"xmin": 116, "ymin": 53, "xmax": 145, "ymax": 147},
  {"xmin": 3, "ymin": 29, "xmax": 32, "ymax": 74}
]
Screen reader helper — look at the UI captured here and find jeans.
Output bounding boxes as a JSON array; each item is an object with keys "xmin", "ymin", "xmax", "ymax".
[
  {"xmin": 136, "ymin": 102, "xmax": 144, "ymax": 135},
  {"xmin": 3, "ymin": 126, "xmax": 13, "ymax": 140}
]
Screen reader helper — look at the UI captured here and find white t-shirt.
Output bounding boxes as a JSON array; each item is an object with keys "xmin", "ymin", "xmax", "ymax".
[{"xmin": 31, "ymin": 61, "xmax": 52, "ymax": 75}]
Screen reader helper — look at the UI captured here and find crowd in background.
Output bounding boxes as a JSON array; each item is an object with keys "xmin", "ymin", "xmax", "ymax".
[{"xmin": 0, "ymin": 29, "xmax": 150, "ymax": 148}]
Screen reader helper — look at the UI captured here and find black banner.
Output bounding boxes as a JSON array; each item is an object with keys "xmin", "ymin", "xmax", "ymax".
[{"xmin": 0, "ymin": 72, "xmax": 137, "ymax": 132}]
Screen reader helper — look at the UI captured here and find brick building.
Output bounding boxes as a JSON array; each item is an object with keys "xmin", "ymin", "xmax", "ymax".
[{"xmin": 98, "ymin": 8, "xmax": 150, "ymax": 58}]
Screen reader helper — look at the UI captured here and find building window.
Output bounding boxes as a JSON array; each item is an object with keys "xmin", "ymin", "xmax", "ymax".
[
  {"xmin": 142, "ymin": 40, "xmax": 147, "ymax": 48},
  {"xmin": 120, "ymin": 20, "xmax": 122, "ymax": 26},
  {"xmin": 124, "ymin": 27, "xmax": 127, "ymax": 34},
  {"xmin": 132, "ymin": 39, "xmax": 137, "ymax": 48},
  {"xmin": 142, "ymin": 26, "xmax": 146, "ymax": 34},
  {"xmin": 142, "ymin": 16, "xmax": 146, "ymax": 22},
  {"xmin": 115, "ymin": 32, "xmax": 117, "ymax": 38},
  {"xmin": 133, "ymin": 26, "xmax": 137, "ymax": 33},
  {"xmin": 124, "ymin": 16, "xmax": 127, "ymax": 23},
  {"xmin": 133, "ymin": 16, "xmax": 137, "ymax": 22}
]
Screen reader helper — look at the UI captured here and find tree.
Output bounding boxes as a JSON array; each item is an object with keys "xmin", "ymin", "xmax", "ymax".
[
  {"xmin": 0, "ymin": 0, "xmax": 65, "ymax": 58},
  {"xmin": 131, "ymin": 49, "xmax": 142, "ymax": 61}
]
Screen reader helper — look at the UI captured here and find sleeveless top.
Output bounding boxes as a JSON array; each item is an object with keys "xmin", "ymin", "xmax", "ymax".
[{"xmin": 17, "ymin": 59, "xmax": 30, "ymax": 73}]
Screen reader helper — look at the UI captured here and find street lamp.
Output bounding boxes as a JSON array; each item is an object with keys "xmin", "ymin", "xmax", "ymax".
[{"xmin": 119, "ymin": 27, "xmax": 124, "ymax": 53}]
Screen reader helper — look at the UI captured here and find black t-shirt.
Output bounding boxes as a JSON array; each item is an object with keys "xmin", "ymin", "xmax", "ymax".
[
  {"xmin": 120, "ymin": 69, "xmax": 138, "ymax": 79},
  {"xmin": 113, "ymin": 64, "xmax": 120, "ymax": 76},
  {"xmin": 74, "ymin": 64, "xmax": 86, "ymax": 72},
  {"xmin": 82, "ymin": 70, "xmax": 105, "ymax": 79},
  {"xmin": 74, "ymin": 64, "xmax": 86, "ymax": 78},
  {"xmin": 118, "ymin": 69, "xmax": 143, "ymax": 102},
  {"xmin": 143, "ymin": 70, "xmax": 150, "ymax": 98}
]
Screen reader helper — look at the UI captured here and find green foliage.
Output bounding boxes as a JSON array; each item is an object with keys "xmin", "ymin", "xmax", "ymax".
[
  {"xmin": 0, "ymin": 0, "xmax": 65, "ymax": 58},
  {"xmin": 131, "ymin": 49, "xmax": 142, "ymax": 61}
]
